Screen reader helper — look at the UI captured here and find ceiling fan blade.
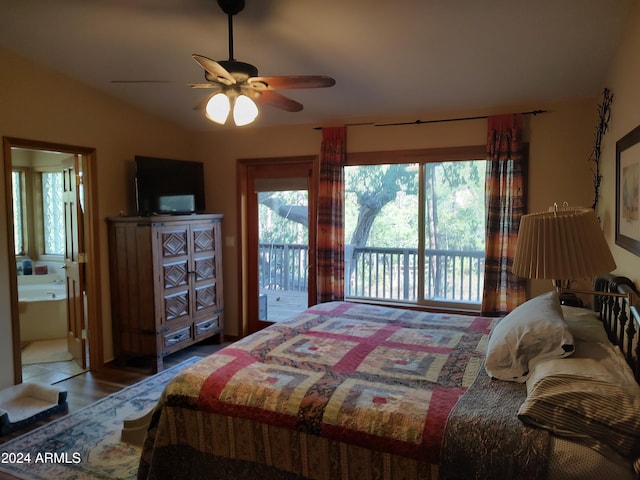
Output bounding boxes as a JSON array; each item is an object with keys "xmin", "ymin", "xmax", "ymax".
[
  {"xmin": 110, "ymin": 80, "xmax": 172, "ymax": 84},
  {"xmin": 248, "ymin": 75, "xmax": 335, "ymax": 90},
  {"xmin": 255, "ymin": 91, "xmax": 303, "ymax": 112},
  {"xmin": 192, "ymin": 54, "xmax": 235, "ymax": 85},
  {"xmin": 189, "ymin": 83, "xmax": 222, "ymax": 89}
]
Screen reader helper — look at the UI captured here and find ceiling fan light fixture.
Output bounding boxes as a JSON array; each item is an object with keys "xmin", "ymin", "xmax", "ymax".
[
  {"xmin": 205, "ymin": 92, "xmax": 230, "ymax": 124},
  {"xmin": 192, "ymin": 0, "xmax": 333, "ymax": 125},
  {"xmin": 233, "ymin": 94, "xmax": 258, "ymax": 126}
]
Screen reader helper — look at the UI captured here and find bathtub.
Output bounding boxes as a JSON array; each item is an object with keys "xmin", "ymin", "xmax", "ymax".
[
  {"xmin": 18, "ymin": 275, "xmax": 67, "ymax": 343},
  {"xmin": 18, "ymin": 283, "xmax": 66, "ymax": 302}
]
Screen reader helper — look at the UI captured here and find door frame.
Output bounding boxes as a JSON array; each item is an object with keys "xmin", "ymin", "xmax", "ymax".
[
  {"xmin": 237, "ymin": 156, "xmax": 318, "ymax": 336},
  {"xmin": 3, "ymin": 137, "xmax": 103, "ymax": 384}
]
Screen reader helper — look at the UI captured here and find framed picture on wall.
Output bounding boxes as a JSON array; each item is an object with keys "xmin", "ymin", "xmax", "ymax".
[{"xmin": 616, "ymin": 124, "xmax": 640, "ymax": 256}]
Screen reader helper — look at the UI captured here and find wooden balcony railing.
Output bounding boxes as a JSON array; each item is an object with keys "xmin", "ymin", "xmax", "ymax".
[
  {"xmin": 346, "ymin": 246, "xmax": 484, "ymax": 303},
  {"xmin": 259, "ymin": 243, "xmax": 309, "ymax": 292},
  {"xmin": 258, "ymin": 243, "xmax": 484, "ymax": 304}
]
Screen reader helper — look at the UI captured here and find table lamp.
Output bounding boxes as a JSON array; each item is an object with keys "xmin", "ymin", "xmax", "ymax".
[{"xmin": 512, "ymin": 205, "xmax": 616, "ymax": 305}]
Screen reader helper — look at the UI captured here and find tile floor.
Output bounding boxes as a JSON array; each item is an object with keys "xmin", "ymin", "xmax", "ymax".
[
  {"xmin": 21, "ymin": 338, "xmax": 86, "ymax": 385},
  {"xmin": 22, "ymin": 360, "xmax": 86, "ymax": 385}
]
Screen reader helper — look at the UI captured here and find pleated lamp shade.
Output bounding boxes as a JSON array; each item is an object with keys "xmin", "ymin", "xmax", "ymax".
[{"xmin": 512, "ymin": 207, "xmax": 616, "ymax": 280}]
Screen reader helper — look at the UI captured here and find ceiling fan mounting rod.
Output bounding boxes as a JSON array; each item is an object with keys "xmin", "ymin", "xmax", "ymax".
[
  {"xmin": 217, "ymin": 0, "xmax": 244, "ymax": 61},
  {"xmin": 227, "ymin": 12, "xmax": 235, "ymax": 61}
]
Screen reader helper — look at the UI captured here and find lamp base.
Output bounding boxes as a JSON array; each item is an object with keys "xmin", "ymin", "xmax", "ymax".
[{"xmin": 558, "ymin": 291, "xmax": 583, "ymax": 308}]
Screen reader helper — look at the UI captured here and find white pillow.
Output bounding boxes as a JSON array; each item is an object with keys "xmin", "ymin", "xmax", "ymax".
[
  {"xmin": 561, "ymin": 306, "xmax": 611, "ymax": 344},
  {"xmin": 485, "ymin": 291, "xmax": 574, "ymax": 382}
]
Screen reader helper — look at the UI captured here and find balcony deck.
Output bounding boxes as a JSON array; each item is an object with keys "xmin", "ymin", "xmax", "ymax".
[{"xmin": 259, "ymin": 289, "xmax": 308, "ymax": 322}]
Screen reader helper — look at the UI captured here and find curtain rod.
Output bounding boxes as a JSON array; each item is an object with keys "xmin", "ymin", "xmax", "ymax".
[
  {"xmin": 313, "ymin": 122, "xmax": 373, "ymax": 131},
  {"xmin": 313, "ymin": 109, "xmax": 547, "ymax": 130},
  {"xmin": 374, "ymin": 109, "xmax": 547, "ymax": 127}
]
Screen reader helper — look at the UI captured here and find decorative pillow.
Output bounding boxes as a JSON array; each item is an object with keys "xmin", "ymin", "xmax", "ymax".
[
  {"xmin": 484, "ymin": 291, "xmax": 574, "ymax": 382},
  {"xmin": 518, "ymin": 340, "xmax": 640, "ymax": 466}
]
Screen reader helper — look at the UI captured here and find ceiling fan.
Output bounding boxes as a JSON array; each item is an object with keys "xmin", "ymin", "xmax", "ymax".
[{"xmin": 191, "ymin": 0, "xmax": 336, "ymax": 125}]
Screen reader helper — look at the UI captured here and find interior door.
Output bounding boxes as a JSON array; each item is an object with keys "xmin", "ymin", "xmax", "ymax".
[
  {"xmin": 63, "ymin": 155, "xmax": 87, "ymax": 368},
  {"xmin": 245, "ymin": 160, "xmax": 317, "ymax": 334}
]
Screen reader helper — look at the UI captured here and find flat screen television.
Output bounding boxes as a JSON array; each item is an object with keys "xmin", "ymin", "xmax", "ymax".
[{"xmin": 135, "ymin": 156, "xmax": 206, "ymax": 216}]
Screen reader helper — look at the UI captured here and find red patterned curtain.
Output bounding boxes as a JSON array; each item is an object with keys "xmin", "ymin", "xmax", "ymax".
[
  {"xmin": 482, "ymin": 114, "xmax": 527, "ymax": 315},
  {"xmin": 317, "ymin": 127, "xmax": 346, "ymax": 303}
]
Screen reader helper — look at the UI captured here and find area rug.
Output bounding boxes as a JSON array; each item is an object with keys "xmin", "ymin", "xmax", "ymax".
[
  {"xmin": 21, "ymin": 339, "xmax": 73, "ymax": 365},
  {"xmin": 0, "ymin": 356, "xmax": 203, "ymax": 480}
]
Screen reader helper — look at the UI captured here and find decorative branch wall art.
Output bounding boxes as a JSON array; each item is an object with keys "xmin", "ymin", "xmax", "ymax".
[{"xmin": 590, "ymin": 88, "xmax": 614, "ymax": 210}]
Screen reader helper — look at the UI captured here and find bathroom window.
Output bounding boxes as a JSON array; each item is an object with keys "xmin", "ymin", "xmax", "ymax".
[
  {"xmin": 41, "ymin": 172, "xmax": 65, "ymax": 255},
  {"xmin": 12, "ymin": 170, "xmax": 26, "ymax": 256},
  {"xmin": 12, "ymin": 168, "xmax": 66, "ymax": 258}
]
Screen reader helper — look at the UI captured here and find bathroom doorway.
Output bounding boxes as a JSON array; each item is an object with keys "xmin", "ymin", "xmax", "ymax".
[{"xmin": 3, "ymin": 137, "xmax": 103, "ymax": 385}]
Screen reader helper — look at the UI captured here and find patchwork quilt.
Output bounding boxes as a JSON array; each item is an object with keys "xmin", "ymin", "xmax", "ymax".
[{"xmin": 139, "ymin": 302, "xmax": 522, "ymax": 479}]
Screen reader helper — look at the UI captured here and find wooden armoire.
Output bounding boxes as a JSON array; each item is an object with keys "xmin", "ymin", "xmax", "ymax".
[{"xmin": 107, "ymin": 214, "xmax": 223, "ymax": 372}]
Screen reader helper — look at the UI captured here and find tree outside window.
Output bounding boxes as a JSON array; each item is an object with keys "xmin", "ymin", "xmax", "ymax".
[{"xmin": 344, "ymin": 160, "xmax": 485, "ymax": 305}]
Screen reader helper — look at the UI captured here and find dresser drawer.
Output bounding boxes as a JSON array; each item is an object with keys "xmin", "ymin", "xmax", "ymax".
[
  {"xmin": 195, "ymin": 315, "xmax": 220, "ymax": 339},
  {"xmin": 163, "ymin": 325, "xmax": 192, "ymax": 349}
]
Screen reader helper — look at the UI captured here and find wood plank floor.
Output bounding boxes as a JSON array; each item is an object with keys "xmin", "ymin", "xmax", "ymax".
[{"xmin": 0, "ymin": 340, "xmax": 230, "ymax": 448}]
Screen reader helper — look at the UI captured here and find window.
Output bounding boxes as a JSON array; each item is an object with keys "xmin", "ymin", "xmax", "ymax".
[
  {"xmin": 12, "ymin": 168, "xmax": 66, "ymax": 258},
  {"xmin": 345, "ymin": 163, "xmax": 419, "ymax": 299},
  {"xmin": 41, "ymin": 171, "xmax": 65, "ymax": 255},
  {"xmin": 344, "ymin": 147, "xmax": 486, "ymax": 309}
]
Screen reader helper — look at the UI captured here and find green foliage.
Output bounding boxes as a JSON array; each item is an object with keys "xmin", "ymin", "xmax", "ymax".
[
  {"xmin": 431, "ymin": 161, "xmax": 486, "ymax": 251},
  {"xmin": 258, "ymin": 191, "xmax": 308, "ymax": 244},
  {"xmin": 359, "ymin": 190, "xmax": 419, "ymax": 247},
  {"xmin": 344, "ymin": 164, "xmax": 418, "ymax": 246},
  {"xmin": 346, "ymin": 164, "xmax": 418, "ymax": 199},
  {"xmin": 345, "ymin": 161, "xmax": 485, "ymax": 251},
  {"xmin": 259, "ymin": 160, "xmax": 486, "ymax": 253}
]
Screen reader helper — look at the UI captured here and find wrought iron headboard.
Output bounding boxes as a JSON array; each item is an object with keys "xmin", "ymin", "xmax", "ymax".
[{"xmin": 593, "ymin": 274, "xmax": 640, "ymax": 382}]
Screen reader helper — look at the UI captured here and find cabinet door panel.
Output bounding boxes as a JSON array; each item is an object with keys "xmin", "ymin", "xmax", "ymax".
[
  {"xmin": 194, "ymin": 282, "xmax": 218, "ymax": 312},
  {"xmin": 192, "ymin": 225, "xmax": 215, "ymax": 253},
  {"xmin": 194, "ymin": 255, "xmax": 215, "ymax": 281},
  {"xmin": 162, "ymin": 260, "xmax": 189, "ymax": 288},
  {"xmin": 160, "ymin": 229, "xmax": 189, "ymax": 257},
  {"xmin": 164, "ymin": 291, "xmax": 189, "ymax": 321}
]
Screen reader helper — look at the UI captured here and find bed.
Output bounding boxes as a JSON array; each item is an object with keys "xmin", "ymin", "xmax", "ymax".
[{"xmin": 138, "ymin": 274, "xmax": 640, "ymax": 479}]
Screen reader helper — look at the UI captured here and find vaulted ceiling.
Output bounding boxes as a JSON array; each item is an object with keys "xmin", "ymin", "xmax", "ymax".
[{"xmin": 0, "ymin": 0, "xmax": 634, "ymax": 130}]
